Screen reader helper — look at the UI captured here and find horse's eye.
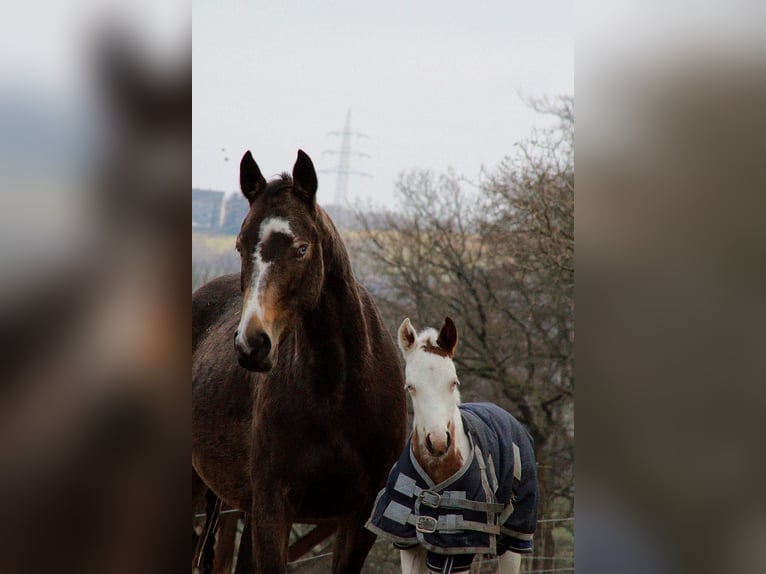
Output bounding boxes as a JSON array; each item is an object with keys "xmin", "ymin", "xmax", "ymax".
[
  {"xmin": 296, "ymin": 245, "xmax": 308, "ymax": 258},
  {"xmin": 451, "ymin": 380, "xmax": 460, "ymax": 390},
  {"xmin": 405, "ymin": 383, "xmax": 415, "ymax": 394}
]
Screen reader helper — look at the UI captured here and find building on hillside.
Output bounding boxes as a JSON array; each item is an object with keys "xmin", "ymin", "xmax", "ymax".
[
  {"xmin": 192, "ymin": 189, "xmax": 224, "ymax": 230},
  {"xmin": 220, "ymin": 192, "xmax": 249, "ymax": 233}
]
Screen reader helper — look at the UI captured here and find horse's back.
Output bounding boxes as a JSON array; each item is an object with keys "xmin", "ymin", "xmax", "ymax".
[
  {"xmin": 192, "ymin": 274, "xmax": 254, "ymax": 509},
  {"xmin": 460, "ymin": 402, "xmax": 538, "ymax": 547},
  {"xmin": 192, "ymin": 273, "xmax": 241, "ymax": 353}
]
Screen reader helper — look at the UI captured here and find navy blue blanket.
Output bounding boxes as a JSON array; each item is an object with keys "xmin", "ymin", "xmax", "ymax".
[{"xmin": 366, "ymin": 403, "xmax": 538, "ymax": 560}]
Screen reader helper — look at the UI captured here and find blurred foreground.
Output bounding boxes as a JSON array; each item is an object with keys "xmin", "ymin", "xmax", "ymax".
[
  {"xmin": 0, "ymin": 3, "xmax": 189, "ymax": 573},
  {"xmin": 577, "ymin": 1, "xmax": 766, "ymax": 573}
]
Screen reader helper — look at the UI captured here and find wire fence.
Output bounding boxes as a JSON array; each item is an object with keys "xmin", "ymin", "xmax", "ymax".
[
  {"xmin": 194, "ymin": 510, "xmax": 575, "ymax": 523},
  {"xmin": 286, "ymin": 545, "xmax": 575, "ymax": 573},
  {"xmin": 538, "ymin": 517, "xmax": 574, "ymax": 524},
  {"xmin": 193, "ymin": 513, "xmax": 574, "ymax": 571}
]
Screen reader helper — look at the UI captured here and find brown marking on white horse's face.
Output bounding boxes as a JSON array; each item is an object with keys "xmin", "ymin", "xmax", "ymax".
[
  {"xmin": 234, "ymin": 150, "xmax": 323, "ymax": 372},
  {"xmin": 398, "ymin": 317, "xmax": 464, "ymax": 482}
]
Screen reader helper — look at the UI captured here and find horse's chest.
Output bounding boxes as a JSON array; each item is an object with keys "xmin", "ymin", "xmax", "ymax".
[
  {"xmin": 251, "ymin": 405, "xmax": 360, "ymax": 473},
  {"xmin": 250, "ymin": 412, "xmax": 365, "ymax": 516}
]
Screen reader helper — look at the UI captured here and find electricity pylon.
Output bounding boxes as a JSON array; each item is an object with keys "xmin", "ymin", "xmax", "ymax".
[{"xmin": 321, "ymin": 109, "xmax": 372, "ymax": 205}]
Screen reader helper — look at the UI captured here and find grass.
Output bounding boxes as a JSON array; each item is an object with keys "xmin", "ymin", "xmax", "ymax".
[{"xmin": 193, "ymin": 231, "xmax": 237, "ymax": 255}]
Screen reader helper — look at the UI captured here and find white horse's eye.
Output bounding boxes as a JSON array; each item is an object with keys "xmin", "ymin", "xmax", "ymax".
[
  {"xmin": 405, "ymin": 383, "xmax": 415, "ymax": 394},
  {"xmin": 451, "ymin": 380, "xmax": 460, "ymax": 390}
]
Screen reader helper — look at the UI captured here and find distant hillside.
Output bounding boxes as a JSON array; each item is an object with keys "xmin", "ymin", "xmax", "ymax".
[
  {"xmin": 191, "ymin": 188, "xmax": 248, "ymax": 234},
  {"xmin": 191, "ymin": 189, "xmax": 223, "ymax": 229},
  {"xmin": 192, "ymin": 187, "xmax": 385, "ymax": 233}
]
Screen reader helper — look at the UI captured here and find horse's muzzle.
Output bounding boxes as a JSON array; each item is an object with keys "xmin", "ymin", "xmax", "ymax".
[
  {"xmin": 425, "ymin": 431, "xmax": 451, "ymax": 457},
  {"xmin": 235, "ymin": 330, "xmax": 272, "ymax": 372}
]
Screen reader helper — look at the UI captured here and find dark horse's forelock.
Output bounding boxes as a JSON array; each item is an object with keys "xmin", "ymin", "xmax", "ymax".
[
  {"xmin": 262, "ymin": 173, "xmax": 293, "ymax": 195},
  {"xmin": 273, "ymin": 172, "xmax": 292, "ymax": 188}
]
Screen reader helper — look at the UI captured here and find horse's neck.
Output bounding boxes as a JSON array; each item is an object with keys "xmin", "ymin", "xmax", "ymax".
[
  {"xmin": 452, "ymin": 410, "xmax": 471, "ymax": 463},
  {"xmin": 295, "ymin": 226, "xmax": 371, "ymax": 369},
  {"xmin": 447, "ymin": 408, "xmax": 471, "ymax": 466}
]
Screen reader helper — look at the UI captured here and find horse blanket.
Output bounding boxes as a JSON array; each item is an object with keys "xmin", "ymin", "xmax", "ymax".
[{"xmin": 366, "ymin": 403, "xmax": 538, "ymax": 571}]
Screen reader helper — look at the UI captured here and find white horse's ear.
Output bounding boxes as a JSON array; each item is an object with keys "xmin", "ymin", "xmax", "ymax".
[
  {"xmin": 437, "ymin": 316, "xmax": 458, "ymax": 357},
  {"xmin": 398, "ymin": 318, "xmax": 417, "ymax": 355}
]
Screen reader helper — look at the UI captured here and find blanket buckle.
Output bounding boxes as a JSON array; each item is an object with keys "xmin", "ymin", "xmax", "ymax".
[
  {"xmin": 419, "ymin": 489, "xmax": 442, "ymax": 508},
  {"xmin": 415, "ymin": 515, "xmax": 438, "ymax": 534}
]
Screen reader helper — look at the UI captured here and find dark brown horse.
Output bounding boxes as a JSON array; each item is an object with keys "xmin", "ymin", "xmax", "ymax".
[{"xmin": 192, "ymin": 150, "xmax": 407, "ymax": 573}]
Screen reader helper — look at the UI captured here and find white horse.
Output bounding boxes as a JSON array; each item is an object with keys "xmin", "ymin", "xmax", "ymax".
[{"xmin": 389, "ymin": 317, "xmax": 533, "ymax": 574}]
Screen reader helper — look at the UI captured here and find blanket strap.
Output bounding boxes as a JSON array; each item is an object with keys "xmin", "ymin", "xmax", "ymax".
[
  {"xmin": 408, "ymin": 513, "xmax": 501, "ymax": 535},
  {"xmin": 419, "ymin": 490, "xmax": 505, "ymax": 513},
  {"xmin": 395, "ymin": 473, "xmax": 505, "ymax": 514}
]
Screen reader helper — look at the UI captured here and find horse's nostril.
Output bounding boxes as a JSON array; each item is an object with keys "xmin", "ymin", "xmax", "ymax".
[
  {"xmin": 259, "ymin": 332, "xmax": 269, "ymax": 347},
  {"xmin": 425, "ymin": 432, "xmax": 450, "ymax": 456},
  {"xmin": 234, "ymin": 330, "xmax": 239, "ymax": 340},
  {"xmin": 250, "ymin": 331, "xmax": 271, "ymax": 361}
]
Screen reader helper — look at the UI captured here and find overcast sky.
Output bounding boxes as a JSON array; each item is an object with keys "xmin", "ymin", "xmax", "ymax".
[{"xmin": 192, "ymin": 0, "xmax": 572, "ymax": 207}]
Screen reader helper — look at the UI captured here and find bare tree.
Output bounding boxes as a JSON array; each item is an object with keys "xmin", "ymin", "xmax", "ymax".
[{"xmin": 352, "ymin": 97, "xmax": 574, "ymax": 572}]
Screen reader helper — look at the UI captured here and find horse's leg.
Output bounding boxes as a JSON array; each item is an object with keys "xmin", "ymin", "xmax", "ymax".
[
  {"xmin": 234, "ymin": 516, "xmax": 252, "ymax": 574},
  {"xmin": 250, "ymin": 494, "xmax": 291, "ymax": 573},
  {"xmin": 330, "ymin": 509, "xmax": 377, "ymax": 574},
  {"xmin": 192, "ymin": 469, "xmax": 208, "ymax": 568},
  {"xmin": 200, "ymin": 491, "xmax": 222, "ymax": 574},
  {"xmin": 399, "ymin": 546, "xmax": 428, "ymax": 574},
  {"xmin": 497, "ymin": 551, "xmax": 521, "ymax": 574},
  {"xmin": 192, "ymin": 513, "xmax": 203, "ymax": 569},
  {"xmin": 212, "ymin": 512, "xmax": 239, "ymax": 574}
]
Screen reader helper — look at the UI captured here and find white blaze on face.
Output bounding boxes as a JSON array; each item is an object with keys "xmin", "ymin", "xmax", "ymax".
[
  {"xmin": 235, "ymin": 217, "xmax": 293, "ymax": 353},
  {"xmin": 405, "ymin": 348, "xmax": 461, "ymax": 445}
]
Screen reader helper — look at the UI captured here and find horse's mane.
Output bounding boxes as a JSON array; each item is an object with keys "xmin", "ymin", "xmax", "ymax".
[{"xmin": 316, "ymin": 204, "xmax": 354, "ymax": 280}]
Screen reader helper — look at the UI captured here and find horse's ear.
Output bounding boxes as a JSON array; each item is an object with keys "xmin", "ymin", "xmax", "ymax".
[
  {"xmin": 437, "ymin": 316, "xmax": 458, "ymax": 357},
  {"xmin": 398, "ymin": 318, "xmax": 417, "ymax": 355},
  {"xmin": 240, "ymin": 151, "xmax": 267, "ymax": 203},
  {"xmin": 292, "ymin": 149, "xmax": 318, "ymax": 205}
]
